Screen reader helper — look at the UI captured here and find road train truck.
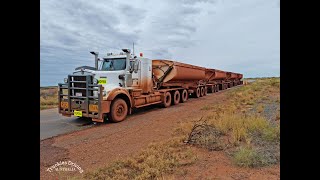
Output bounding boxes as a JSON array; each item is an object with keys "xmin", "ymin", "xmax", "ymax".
[{"xmin": 58, "ymin": 49, "xmax": 243, "ymax": 122}]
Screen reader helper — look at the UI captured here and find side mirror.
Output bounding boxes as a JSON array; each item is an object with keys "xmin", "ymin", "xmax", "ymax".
[
  {"xmin": 133, "ymin": 61, "xmax": 139, "ymax": 73},
  {"xmin": 129, "ymin": 65, "xmax": 134, "ymax": 73}
]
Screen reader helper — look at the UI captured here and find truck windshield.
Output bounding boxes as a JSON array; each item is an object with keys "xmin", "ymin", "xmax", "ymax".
[{"xmin": 101, "ymin": 58, "xmax": 126, "ymax": 71}]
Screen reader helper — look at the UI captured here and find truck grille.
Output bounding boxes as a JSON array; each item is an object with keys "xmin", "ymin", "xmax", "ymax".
[
  {"xmin": 71, "ymin": 75, "xmax": 93, "ymax": 96},
  {"xmin": 58, "ymin": 74, "xmax": 102, "ymax": 119}
]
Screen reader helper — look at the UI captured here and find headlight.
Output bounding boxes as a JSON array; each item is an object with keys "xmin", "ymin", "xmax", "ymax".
[
  {"xmin": 64, "ymin": 78, "xmax": 68, "ymax": 83},
  {"xmin": 93, "ymin": 78, "xmax": 98, "ymax": 84}
]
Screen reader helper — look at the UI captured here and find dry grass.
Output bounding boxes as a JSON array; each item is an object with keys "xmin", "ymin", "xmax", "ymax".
[
  {"xmin": 84, "ymin": 137, "xmax": 197, "ymax": 180},
  {"xmin": 185, "ymin": 119, "xmax": 225, "ymax": 151},
  {"xmin": 81, "ymin": 78, "xmax": 280, "ymax": 178},
  {"xmin": 201, "ymin": 105, "xmax": 214, "ymax": 111},
  {"xmin": 183, "ymin": 77, "xmax": 280, "ymax": 167},
  {"xmin": 40, "ymin": 87, "xmax": 58, "ymax": 110},
  {"xmin": 256, "ymin": 104, "xmax": 265, "ymax": 113},
  {"xmin": 184, "ymin": 113, "xmax": 280, "ymax": 168},
  {"xmin": 232, "ymin": 146, "xmax": 266, "ymax": 167},
  {"xmin": 210, "ymin": 113, "xmax": 272, "ymax": 144}
]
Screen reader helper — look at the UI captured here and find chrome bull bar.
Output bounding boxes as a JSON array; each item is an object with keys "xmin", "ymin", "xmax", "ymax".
[{"xmin": 58, "ymin": 74, "xmax": 103, "ymax": 120}]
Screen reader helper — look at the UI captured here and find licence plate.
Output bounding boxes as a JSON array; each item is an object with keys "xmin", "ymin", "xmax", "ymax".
[
  {"xmin": 60, "ymin": 102, "xmax": 68, "ymax": 109},
  {"xmin": 89, "ymin": 104, "xmax": 99, "ymax": 112},
  {"xmin": 98, "ymin": 78, "xmax": 107, "ymax": 85},
  {"xmin": 74, "ymin": 110, "xmax": 82, "ymax": 117}
]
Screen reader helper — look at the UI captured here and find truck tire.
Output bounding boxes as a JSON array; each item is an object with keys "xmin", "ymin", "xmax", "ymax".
[
  {"xmin": 163, "ymin": 92, "xmax": 171, "ymax": 108},
  {"xmin": 180, "ymin": 89, "xmax": 188, "ymax": 103},
  {"xmin": 172, "ymin": 91, "xmax": 180, "ymax": 105},
  {"xmin": 209, "ymin": 85, "xmax": 214, "ymax": 93},
  {"xmin": 108, "ymin": 98, "xmax": 128, "ymax": 123},
  {"xmin": 204, "ymin": 87, "xmax": 207, "ymax": 96},
  {"xmin": 200, "ymin": 87, "xmax": 204, "ymax": 97},
  {"xmin": 194, "ymin": 88, "xmax": 200, "ymax": 98}
]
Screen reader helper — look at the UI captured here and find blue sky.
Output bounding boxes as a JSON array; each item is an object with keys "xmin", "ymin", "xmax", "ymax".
[{"xmin": 40, "ymin": 0, "xmax": 280, "ymax": 86}]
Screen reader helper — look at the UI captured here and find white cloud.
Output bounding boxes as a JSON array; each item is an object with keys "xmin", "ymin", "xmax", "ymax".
[{"xmin": 40, "ymin": 0, "xmax": 279, "ymax": 86}]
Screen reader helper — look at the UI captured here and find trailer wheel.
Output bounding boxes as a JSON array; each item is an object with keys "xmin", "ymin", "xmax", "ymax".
[
  {"xmin": 163, "ymin": 92, "xmax": 172, "ymax": 108},
  {"xmin": 194, "ymin": 88, "xmax": 201, "ymax": 98},
  {"xmin": 180, "ymin": 89, "xmax": 188, "ymax": 103},
  {"xmin": 172, "ymin": 91, "xmax": 180, "ymax": 105},
  {"xmin": 215, "ymin": 85, "xmax": 219, "ymax": 92},
  {"xmin": 200, "ymin": 87, "xmax": 205, "ymax": 97},
  {"xmin": 108, "ymin": 98, "xmax": 128, "ymax": 123},
  {"xmin": 209, "ymin": 85, "xmax": 214, "ymax": 93}
]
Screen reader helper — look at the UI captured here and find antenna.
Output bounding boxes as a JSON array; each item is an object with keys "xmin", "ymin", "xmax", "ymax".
[{"xmin": 132, "ymin": 42, "xmax": 135, "ymax": 57}]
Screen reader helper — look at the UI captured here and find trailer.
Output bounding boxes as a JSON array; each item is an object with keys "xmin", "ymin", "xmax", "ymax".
[
  {"xmin": 58, "ymin": 49, "xmax": 243, "ymax": 123},
  {"xmin": 152, "ymin": 60, "xmax": 207, "ymax": 98}
]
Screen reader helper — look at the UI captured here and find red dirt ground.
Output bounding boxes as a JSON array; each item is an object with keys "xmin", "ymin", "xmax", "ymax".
[
  {"xmin": 40, "ymin": 87, "xmax": 279, "ymax": 179},
  {"xmin": 169, "ymin": 148, "xmax": 279, "ymax": 180}
]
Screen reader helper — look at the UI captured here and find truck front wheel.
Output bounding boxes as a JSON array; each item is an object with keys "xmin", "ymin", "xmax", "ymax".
[{"xmin": 108, "ymin": 98, "xmax": 128, "ymax": 123}]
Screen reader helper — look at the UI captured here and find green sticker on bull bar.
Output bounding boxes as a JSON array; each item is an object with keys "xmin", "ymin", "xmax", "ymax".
[{"xmin": 98, "ymin": 78, "xmax": 107, "ymax": 84}]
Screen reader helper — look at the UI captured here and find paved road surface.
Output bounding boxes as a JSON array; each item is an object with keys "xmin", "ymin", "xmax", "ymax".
[{"xmin": 40, "ymin": 108, "xmax": 94, "ymax": 140}]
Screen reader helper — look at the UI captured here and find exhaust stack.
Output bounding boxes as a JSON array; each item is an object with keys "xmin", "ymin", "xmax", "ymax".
[{"xmin": 90, "ymin": 51, "xmax": 99, "ymax": 70}]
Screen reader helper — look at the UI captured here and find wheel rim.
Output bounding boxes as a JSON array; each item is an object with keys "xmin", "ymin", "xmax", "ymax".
[
  {"xmin": 181, "ymin": 90, "xmax": 187, "ymax": 102},
  {"xmin": 183, "ymin": 91, "xmax": 187, "ymax": 100},
  {"xmin": 164, "ymin": 92, "xmax": 171, "ymax": 106},
  {"xmin": 115, "ymin": 104, "xmax": 125, "ymax": 117},
  {"xmin": 110, "ymin": 99, "xmax": 128, "ymax": 122}
]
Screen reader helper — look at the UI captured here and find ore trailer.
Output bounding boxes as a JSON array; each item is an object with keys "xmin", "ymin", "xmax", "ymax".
[{"xmin": 58, "ymin": 49, "xmax": 243, "ymax": 122}]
